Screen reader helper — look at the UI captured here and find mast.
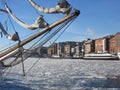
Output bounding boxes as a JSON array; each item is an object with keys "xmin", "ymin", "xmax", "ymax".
[{"xmin": 0, "ymin": 10, "xmax": 80, "ymax": 61}]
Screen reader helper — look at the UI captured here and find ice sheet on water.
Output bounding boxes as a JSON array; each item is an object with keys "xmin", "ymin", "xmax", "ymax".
[{"xmin": 1, "ymin": 58, "xmax": 120, "ymax": 90}]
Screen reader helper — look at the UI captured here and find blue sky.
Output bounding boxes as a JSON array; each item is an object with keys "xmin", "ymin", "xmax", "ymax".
[{"xmin": 0, "ymin": 0, "xmax": 120, "ymax": 49}]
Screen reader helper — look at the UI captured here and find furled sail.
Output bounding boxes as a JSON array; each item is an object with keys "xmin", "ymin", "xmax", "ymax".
[
  {"xmin": 0, "ymin": 22, "xmax": 19, "ymax": 41},
  {"xmin": 28, "ymin": 0, "xmax": 72, "ymax": 15},
  {"xmin": 4, "ymin": 3, "xmax": 49, "ymax": 30}
]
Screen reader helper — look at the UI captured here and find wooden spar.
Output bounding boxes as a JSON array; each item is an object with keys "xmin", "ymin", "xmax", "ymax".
[{"xmin": 0, "ymin": 10, "xmax": 80, "ymax": 60}]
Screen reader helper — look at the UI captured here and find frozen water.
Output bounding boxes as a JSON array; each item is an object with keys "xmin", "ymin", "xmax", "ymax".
[
  {"xmin": 0, "ymin": 62, "xmax": 5, "ymax": 82},
  {"xmin": 0, "ymin": 58, "xmax": 120, "ymax": 90}
]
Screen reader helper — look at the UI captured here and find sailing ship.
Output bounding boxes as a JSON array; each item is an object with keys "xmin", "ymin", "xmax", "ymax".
[{"xmin": 0, "ymin": 0, "xmax": 80, "ymax": 76}]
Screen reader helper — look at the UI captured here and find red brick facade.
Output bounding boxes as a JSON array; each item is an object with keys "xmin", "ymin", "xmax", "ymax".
[
  {"xmin": 47, "ymin": 33, "xmax": 120, "ymax": 56},
  {"xmin": 109, "ymin": 33, "xmax": 120, "ymax": 54},
  {"xmin": 95, "ymin": 37, "xmax": 109, "ymax": 53}
]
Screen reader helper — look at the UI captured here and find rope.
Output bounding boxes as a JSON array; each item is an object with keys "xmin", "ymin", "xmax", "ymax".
[
  {"xmin": 2, "ymin": 53, "xmax": 22, "ymax": 77},
  {"xmin": 18, "ymin": 40, "xmax": 25, "ymax": 76},
  {"xmin": 4, "ymin": 18, "xmax": 8, "ymax": 31},
  {"xmin": 29, "ymin": 0, "xmax": 41, "ymax": 16},
  {"xmin": 33, "ymin": 19, "xmax": 70, "ymax": 48},
  {"xmin": 3, "ymin": 66, "xmax": 13, "ymax": 78},
  {"xmin": 1, "ymin": 8, "xmax": 78, "ymax": 76},
  {"xmin": 51, "ymin": 16, "xmax": 76, "ymax": 45},
  {"xmin": 8, "ymin": 15, "xmax": 17, "ymax": 32},
  {"xmin": 2, "ymin": 41, "xmax": 25, "ymax": 76},
  {"xmin": 22, "ymin": 18, "xmax": 76, "ymax": 74},
  {"xmin": 2, "ymin": 0, "xmax": 17, "ymax": 32},
  {"xmin": 25, "ymin": 58, "xmax": 40, "ymax": 75},
  {"xmin": 9, "ymin": 18, "xmax": 73, "ymax": 73},
  {"xmin": 28, "ymin": 15, "xmax": 77, "ymax": 51},
  {"xmin": 1, "ymin": 14, "xmax": 77, "ymax": 62},
  {"xmin": 16, "ymin": 31, "xmax": 51, "ymax": 62},
  {"xmin": 40, "ymin": 21, "xmax": 69, "ymax": 45},
  {"xmin": 29, "ymin": 31, "xmax": 50, "ymax": 49}
]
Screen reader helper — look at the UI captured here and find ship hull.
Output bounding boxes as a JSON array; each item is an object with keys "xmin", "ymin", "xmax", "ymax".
[{"xmin": 83, "ymin": 53, "xmax": 119, "ymax": 60}]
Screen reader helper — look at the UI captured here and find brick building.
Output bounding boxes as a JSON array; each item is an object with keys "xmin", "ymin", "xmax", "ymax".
[
  {"xmin": 109, "ymin": 32, "xmax": 120, "ymax": 54},
  {"xmin": 95, "ymin": 37, "xmax": 110, "ymax": 53},
  {"xmin": 47, "ymin": 32, "xmax": 120, "ymax": 58}
]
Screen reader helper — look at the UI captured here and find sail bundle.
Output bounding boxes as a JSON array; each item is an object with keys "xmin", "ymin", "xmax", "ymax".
[
  {"xmin": 0, "ymin": 22, "xmax": 19, "ymax": 41},
  {"xmin": 4, "ymin": 3, "xmax": 49, "ymax": 30},
  {"xmin": 28, "ymin": 0, "xmax": 72, "ymax": 15}
]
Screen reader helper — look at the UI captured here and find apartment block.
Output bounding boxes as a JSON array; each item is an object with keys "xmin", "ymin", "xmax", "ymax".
[
  {"xmin": 109, "ymin": 32, "xmax": 120, "ymax": 54},
  {"xmin": 64, "ymin": 41, "xmax": 76, "ymax": 57},
  {"xmin": 57, "ymin": 42, "xmax": 66, "ymax": 56},
  {"xmin": 84, "ymin": 39, "xmax": 95, "ymax": 54},
  {"xmin": 95, "ymin": 37, "xmax": 110, "ymax": 53},
  {"xmin": 47, "ymin": 32, "xmax": 120, "ymax": 58},
  {"xmin": 47, "ymin": 43, "xmax": 57, "ymax": 55}
]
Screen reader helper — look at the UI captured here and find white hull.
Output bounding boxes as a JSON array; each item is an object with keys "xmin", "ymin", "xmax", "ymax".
[{"xmin": 83, "ymin": 53, "xmax": 119, "ymax": 60}]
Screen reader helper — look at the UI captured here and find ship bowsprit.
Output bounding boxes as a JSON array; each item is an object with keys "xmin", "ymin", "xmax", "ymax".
[{"xmin": 0, "ymin": 0, "xmax": 80, "ymax": 76}]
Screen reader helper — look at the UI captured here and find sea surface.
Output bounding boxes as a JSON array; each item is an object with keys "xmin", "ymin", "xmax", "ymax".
[{"xmin": 0, "ymin": 58, "xmax": 120, "ymax": 90}]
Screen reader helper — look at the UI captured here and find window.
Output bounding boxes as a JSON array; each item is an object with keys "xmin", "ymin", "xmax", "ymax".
[{"xmin": 116, "ymin": 38, "xmax": 120, "ymax": 46}]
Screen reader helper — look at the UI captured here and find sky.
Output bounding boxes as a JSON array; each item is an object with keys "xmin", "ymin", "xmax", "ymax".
[{"xmin": 0, "ymin": 0, "xmax": 120, "ymax": 49}]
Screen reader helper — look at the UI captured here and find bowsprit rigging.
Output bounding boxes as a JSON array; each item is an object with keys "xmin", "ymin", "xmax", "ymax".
[{"xmin": 0, "ymin": 0, "xmax": 80, "ymax": 76}]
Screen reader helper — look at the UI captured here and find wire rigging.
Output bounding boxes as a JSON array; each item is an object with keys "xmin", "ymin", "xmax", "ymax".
[
  {"xmin": 2, "ymin": 0, "xmax": 16, "ymax": 32},
  {"xmin": 1, "ymin": 0, "xmax": 79, "ymax": 76},
  {"xmin": 7, "ymin": 15, "xmax": 17, "ymax": 32},
  {"xmin": 50, "ymin": 16, "xmax": 76, "ymax": 47},
  {"xmin": 2, "ymin": 15, "xmax": 77, "ymax": 69},
  {"xmin": 29, "ymin": 0, "xmax": 41, "ymax": 16},
  {"xmin": 23, "ymin": 16, "xmax": 77, "ymax": 74}
]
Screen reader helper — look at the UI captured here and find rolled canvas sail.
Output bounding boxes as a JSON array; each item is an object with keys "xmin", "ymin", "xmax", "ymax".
[
  {"xmin": 0, "ymin": 22, "xmax": 19, "ymax": 41},
  {"xmin": 28, "ymin": 0, "xmax": 71, "ymax": 15},
  {"xmin": 4, "ymin": 3, "xmax": 49, "ymax": 30}
]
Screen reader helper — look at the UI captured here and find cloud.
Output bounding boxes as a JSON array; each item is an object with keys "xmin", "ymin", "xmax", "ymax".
[
  {"xmin": 67, "ymin": 28, "xmax": 87, "ymax": 36},
  {"xmin": 65, "ymin": 27, "xmax": 108, "ymax": 41},
  {"xmin": 64, "ymin": 27, "xmax": 112, "ymax": 42},
  {"xmin": 87, "ymin": 28, "xmax": 96, "ymax": 37},
  {"xmin": 67, "ymin": 28, "xmax": 97, "ymax": 38}
]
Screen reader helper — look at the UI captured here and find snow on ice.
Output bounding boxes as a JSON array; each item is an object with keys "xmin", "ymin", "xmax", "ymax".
[{"xmin": 0, "ymin": 58, "xmax": 120, "ymax": 90}]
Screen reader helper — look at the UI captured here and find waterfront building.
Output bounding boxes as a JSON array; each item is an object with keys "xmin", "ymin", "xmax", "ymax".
[
  {"xmin": 84, "ymin": 39, "xmax": 95, "ymax": 54},
  {"xmin": 47, "ymin": 43, "xmax": 57, "ymax": 56},
  {"xmin": 95, "ymin": 37, "xmax": 109, "ymax": 53},
  {"xmin": 109, "ymin": 32, "xmax": 120, "ymax": 54},
  {"xmin": 64, "ymin": 41, "xmax": 76, "ymax": 57}
]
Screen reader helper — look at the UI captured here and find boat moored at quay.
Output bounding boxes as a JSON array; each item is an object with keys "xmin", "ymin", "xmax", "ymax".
[{"xmin": 83, "ymin": 53, "xmax": 119, "ymax": 60}]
